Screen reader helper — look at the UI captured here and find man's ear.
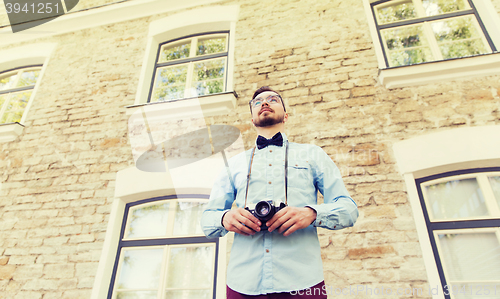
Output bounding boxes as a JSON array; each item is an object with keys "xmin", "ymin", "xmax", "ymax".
[{"xmin": 283, "ymin": 113, "xmax": 289, "ymax": 123}]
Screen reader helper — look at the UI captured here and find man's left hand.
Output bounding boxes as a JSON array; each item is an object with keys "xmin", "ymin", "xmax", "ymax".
[{"xmin": 266, "ymin": 206, "xmax": 317, "ymax": 236}]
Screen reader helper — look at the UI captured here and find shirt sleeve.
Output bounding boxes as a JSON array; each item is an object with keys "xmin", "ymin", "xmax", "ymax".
[
  {"xmin": 200, "ymin": 166, "xmax": 236, "ymax": 238},
  {"xmin": 305, "ymin": 146, "xmax": 359, "ymax": 230}
]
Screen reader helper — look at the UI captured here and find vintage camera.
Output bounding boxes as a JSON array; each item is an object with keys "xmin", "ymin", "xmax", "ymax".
[{"xmin": 246, "ymin": 199, "xmax": 287, "ymax": 231}]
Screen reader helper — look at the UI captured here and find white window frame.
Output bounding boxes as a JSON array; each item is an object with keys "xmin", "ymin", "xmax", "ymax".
[
  {"xmin": 363, "ymin": 0, "xmax": 500, "ymax": 88},
  {"xmin": 128, "ymin": 5, "xmax": 239, "ymax": 120},
  {"xmin": 91, "ymin": 155, "xmax": 232, "ymax": 299},
  {"xmin": 393, "ymin": 125, "xmax": 500, "ymax": 299},
  {"xmin": 0, "ymin": 43, "xmax": 55, "ymax": 142},
  {"xmin": 109, "ymin": 196, "xmax": 218, "ymax": 299}
]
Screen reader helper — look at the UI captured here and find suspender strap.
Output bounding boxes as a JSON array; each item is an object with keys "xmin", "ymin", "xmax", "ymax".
[{"xmin": 244, "ymin": 147, "xmax": 256, "ymax": 208}]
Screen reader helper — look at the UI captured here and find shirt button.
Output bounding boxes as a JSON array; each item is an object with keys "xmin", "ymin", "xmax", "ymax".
[
  {"xmin": 269, "ymin": 164, "xmax": 272, "ymax": 166},
  {"xmin": 269, "ymin": 150, "xmax": 272, "ymax": 153},
  {"xmin": 268, "ymin": 181, "xmax": 272, "ymax": 184},
  {"xmin": 319, "ymin": 221, "xmax": 322, "ymax": 225},
  {"xmin": 334, "ymin": 226, "xmax": 336, "ymax": 228},
  {"xmin": 266, "ymin": 249, "xmax": 269, "ymax": 253}
]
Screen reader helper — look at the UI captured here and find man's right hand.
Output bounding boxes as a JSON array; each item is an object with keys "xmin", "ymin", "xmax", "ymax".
[{"xmin": 222, "ymin": 208, "xmax": 261, "ymax": 236}]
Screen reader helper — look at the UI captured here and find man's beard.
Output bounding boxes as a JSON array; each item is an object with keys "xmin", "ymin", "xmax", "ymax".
[{"xmin": 253, "ymin": 112, "xmax": 284, "ymax": 127}]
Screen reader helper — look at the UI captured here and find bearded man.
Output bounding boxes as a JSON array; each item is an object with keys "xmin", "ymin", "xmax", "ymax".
[{"xmin": 201, "ymin": 86, "xmax": 358, "ymax": 299}]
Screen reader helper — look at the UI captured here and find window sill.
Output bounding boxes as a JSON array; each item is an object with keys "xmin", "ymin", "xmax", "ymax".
[
  {"xmin": 126, "ymin": 91, "xmax": 238, "ymax": 118},
  {"xmin": 379, "ymin": 53, "xmax": 500, "ymax": 89},
  {"xmin": 0, "ymin": 122, "xmax": 25, "ymax": 142}
]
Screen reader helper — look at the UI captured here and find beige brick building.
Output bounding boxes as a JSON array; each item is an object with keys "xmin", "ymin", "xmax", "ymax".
[{"xmin": 0, "ymin": 0, "xmax": 500, "ymax": 298}]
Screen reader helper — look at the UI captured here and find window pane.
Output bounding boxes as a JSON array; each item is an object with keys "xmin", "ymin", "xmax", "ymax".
[
  {"xmin": 159, "ymin": 41, "xmax": 191, "ymax": 63},
  {"xmin": 191, "ymin": 58, "xmax": 225, "ymax": 97},
  {"xmin": 422, "ymin": 0, "xmax": 468, "ymax": 17},
  {"xmin": 116, "ymin": 291, "xmax": 158, "ymax": 299},
  {"xmin": 116, "ymin": 248, "xmax": 163, "ymax": 290},
  {"xmin": 382, "ymin": 25, "xmax": 433, "ymax": 66},
  {"xmin": 5, "ymin": 91, "xmax": 30, "ymax": 111},
  {"xmin": 173, "ymin": 201, "xmax": 206, "ymax": 236},
  {"xmin": 196, "ymin": 36, "xmax": 227, "ymax": 56},
  {"xmin": 425, "ymin": 178, "xmax": 488, "ymax": 220},
  {"xmin": 0, "ymin": 73, "xmax": 17, "ymax": 91},
  {"xmin": 17, "ymin": 70, "xmax": 40, "ymax": 87},
  {"xmin": 166, "ymin": 246, "xmax": 214, "ymax": 289},
  {"xmin": 0, "ymin": 94, "xmax": 6, "ymax": 109},
  {"xmin": 152, "ymin": 64, "xmax": 188, "ymax": 102},
  {"xmin": 375, "ymin": 1, "xmax": 417, "ymax": 25},
  {"xmin": 165, "ymin": 290, "xmax": 212, "ymax": 299},
  {"xmin": 125, "ymin": 202, "xmax": 170, "ymax": 239},
  {"xmin": 489, "ymin": 176, "xmax": 500, "ymax": 207},
  {"xmin": 437, "ymin": 232, "xmax": 500, "ymax": 281},
  {"xmin": 431, "ymin": 16, "xmax": 489, "ymax": 59}
]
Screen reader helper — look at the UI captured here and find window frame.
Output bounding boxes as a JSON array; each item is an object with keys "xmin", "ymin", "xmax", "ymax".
[
  {"xmin": 128, "ymin": 5, "xmax": 239, "ymax": 119},
  {"xmin": 371, "ymin": 0, "xmax": 496, "ymax": 68},
  {"xmin": 415, "ymin": 168, "xmax": 500, "ymax": 299},
  {"xmin": 148, "ymin": 31, "xmax": 230, "ymax": 103},
  {"xmin": 0, "ymin": 64, "xmax": 43, "ymax": 125},
  {"xmin": 393, "ymin": 125, "xmax": 500, "ymax": 299},
  {"xmin": 107, "ymin": 194, "xmax": 220, "ymax": 299},
  {"xmin": 362, "ymin": 0, "xmax": 500, "ymax": 89}
]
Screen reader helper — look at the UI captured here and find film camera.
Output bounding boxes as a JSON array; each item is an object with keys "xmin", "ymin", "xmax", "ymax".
[{"xmin": 246, "ymin": 199, "xmax": 287, "ymax": 231}]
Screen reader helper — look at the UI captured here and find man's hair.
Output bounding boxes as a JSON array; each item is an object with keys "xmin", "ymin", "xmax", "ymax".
[{"xmin": 249, "ymin": 86, "xmax": 286, "ymax": 113}]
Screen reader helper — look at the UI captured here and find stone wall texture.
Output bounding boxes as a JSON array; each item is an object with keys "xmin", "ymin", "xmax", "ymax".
[{"xmin": 1, "ymin": 0, "xmax": 500, "ymax": 298}]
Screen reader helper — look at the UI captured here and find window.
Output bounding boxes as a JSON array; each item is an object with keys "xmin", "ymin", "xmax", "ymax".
[
  {"xmin": 372, "ymin": 0, "xmax": 495, "ymax": 67},
  {"xmin": 149, "ymin": 33, "xmax": 229, "ymax": 102},
  {"xmin": 0, "ymin": 65, "xmax": 41, "ymax": 124},
  {"xmin": 108, "ymin": 195, "xmax": 219, "ymax": 299},
  {"xmin": 416, "ymin": 168, "xmax": 500, "ymax": 298},
  {"xmin": 363, "ymin": 0, "xmax": 500, "ymax": 88}
]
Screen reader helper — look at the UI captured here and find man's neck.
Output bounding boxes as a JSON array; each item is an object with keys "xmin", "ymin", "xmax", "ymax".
[{"xmin": 256, "ymin": 125, "xmax": 284, "ymax": 139}]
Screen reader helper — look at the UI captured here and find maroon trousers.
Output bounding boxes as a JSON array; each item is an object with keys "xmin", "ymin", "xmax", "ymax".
[{"xmin": 227, "ymin": 281, "xmax": 327, "ymax": 299}]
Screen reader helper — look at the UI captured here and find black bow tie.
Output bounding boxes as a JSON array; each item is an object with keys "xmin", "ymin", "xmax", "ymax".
[{"xmin": 256, "ymin": 133, "xmax": 283, "ymax": 149}]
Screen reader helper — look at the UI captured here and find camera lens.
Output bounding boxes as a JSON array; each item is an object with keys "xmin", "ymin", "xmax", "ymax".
[{"xmin": 255, "ymin": 201, "xmax": 272, "ymax": 218}]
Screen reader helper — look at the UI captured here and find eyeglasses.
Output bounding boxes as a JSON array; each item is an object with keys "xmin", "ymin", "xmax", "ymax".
[{"xmin": 249, "ymin": 95, "xmax": 282, "ymax": 108}]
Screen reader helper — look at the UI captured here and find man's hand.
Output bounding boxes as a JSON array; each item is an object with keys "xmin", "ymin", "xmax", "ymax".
[
  {"xmin": 222, "ymin": 208, "xmax": 261, "ymax": 236},
  {"xmin": 267, "ymin": 206, "xmax": 317, "ymax": 236}
]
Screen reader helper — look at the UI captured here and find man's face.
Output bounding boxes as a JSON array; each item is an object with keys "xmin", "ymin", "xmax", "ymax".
[{"xmin": 251, "ymin": 91, "xmax": 288, "ymax": 128}]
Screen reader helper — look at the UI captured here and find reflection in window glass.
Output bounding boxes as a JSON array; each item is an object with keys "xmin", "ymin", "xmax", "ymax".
[
  {"xmin": 437, "ymin": 232, "xmax": 500, "ymax": 281},
  {"xmin": 159, "ymin": 41, "xmax": 191, "ymax": 63},
  {"xmin": 166, "ymin": 246, "xmax": 214, "ymax": 289},
  {"xmin": 18, "ymin": 70, "xmax": 40, "ymax": 87},
  {"xmin": 117, "ymin": 248, "xmax": 163, "ymax": 290},
  {"xmin": 196, "ymin": 36, "xmax": 227, "ymax": 56},
  {"xmin": 165, "ymin": 290, "xmax": 212, "ymax": 299},
  {"xmin": 126, "ymin": 202, "xmax": 169, "ymax": 239},
  {"xmin": 116, "ymin": 291, "xmax": 158, "ymax": 299},
  {"xmin": 382, "ymin": 25, "xmax": 433, "ymax": 66},
  {"xmin": 422, "ymin": 0, "xmax": 468, "ymax": 16},
  {"xmin": 152, "ymin": 65, "xmax": 188, "ymax": 102},
  {"xmin": 173, "ymin": 201, "xmax": 205, "ymax": 236},
  {"xmin": 376, "ymin": 1, "xmax": 417, "ymax": 25},
  {"xmin": 431, "ymin": 16, "xmax": 488, "ymax": 59},
  {"xmin": 192, "ymin": 58, "xmax": 226, "ymax": 97},
  {"xmin": 0, "ymin": 73, "xmax": 17, "ymax": 91},
  {"xmin": 489, "ymin": 176, "xmax": 500, "ymax": 207},
  {"xmin": 125, "ymin": 200, "xmax": 207, "ymax": 239},
  {"xmin": 151, "ymin": 33, "xmax": 228, "ymax": 102},
  {"xmin": 425, "ymin": 178, "xmax": 488, "ymax": 220}
]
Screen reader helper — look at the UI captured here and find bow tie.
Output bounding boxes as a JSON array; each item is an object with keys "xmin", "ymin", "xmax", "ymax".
[{"xmin": 256, "ymin": 133, "xmax": 283, "ymax": 149}]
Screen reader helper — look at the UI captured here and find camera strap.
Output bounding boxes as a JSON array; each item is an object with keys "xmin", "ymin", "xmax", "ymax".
[{"xmin": 244, "ymin": 141, "xmax": 289, "ymax": 208}]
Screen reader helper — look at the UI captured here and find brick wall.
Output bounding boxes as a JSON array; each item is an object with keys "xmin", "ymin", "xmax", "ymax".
[{"xmin": 0, "ymin": 0, "xmax": 499, "ymax": 298}]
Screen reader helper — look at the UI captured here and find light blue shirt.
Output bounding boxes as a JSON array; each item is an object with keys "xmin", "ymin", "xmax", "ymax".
[{"xmin": 201, "ymin": 133, "xmax": 358, "ymax": 295}]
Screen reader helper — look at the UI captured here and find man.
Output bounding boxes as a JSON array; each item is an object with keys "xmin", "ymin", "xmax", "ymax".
[{"xmin": 201, "ymin": 86, "xmax": 358, "ymax": 298}]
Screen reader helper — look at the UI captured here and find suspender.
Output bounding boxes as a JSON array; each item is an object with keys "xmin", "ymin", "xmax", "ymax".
[{"xmin": 244, "ymin": 141, "xmax": 289, "ymax": 208}]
